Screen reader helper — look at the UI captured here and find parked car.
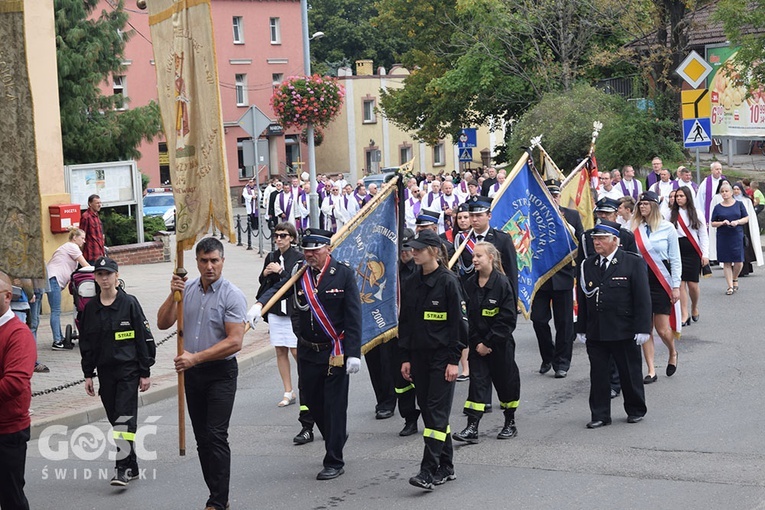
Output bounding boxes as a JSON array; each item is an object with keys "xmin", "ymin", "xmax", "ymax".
[
  {"xmin": 362, "ymin": 169, "xmax": 397, "ymax": 190},
  {"xmin": 143, "ymin": 189, "xmax": 175, "ymax": 230}
]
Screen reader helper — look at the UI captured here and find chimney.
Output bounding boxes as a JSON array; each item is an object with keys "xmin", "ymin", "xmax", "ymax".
[{"xmin": 355, "ymin": 59, "xmax": 373, "ymax": 76}]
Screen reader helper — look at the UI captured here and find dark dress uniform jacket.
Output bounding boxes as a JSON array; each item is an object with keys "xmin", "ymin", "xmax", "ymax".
[
  {"xmin": 541, "ymin": 206, "xmax": 584, "ymax": 290},
  {"xmin": 576, "ymin": 249, "xmax": 652, "ymax": 341},
  {"xmin": 399, "ymin": 264, "xmax": 468, "ymax": 365},
  {"xmin": 80, "ymin": 289, "xmax": 156, "ymax": 378},
  {"xmin": 463, "ymin": 270, "xmax": 517, "ymax": 349},
  {"xmin": 256, "ymin": 246, "xmax": 305, "ymax": 318},
  {"xmin": 260, "ymin": 257, "xmax": 362, "ymax": 363},
  {"xmin": 482, "ymin": 228, "xmax": 519, "ymax": 299}
]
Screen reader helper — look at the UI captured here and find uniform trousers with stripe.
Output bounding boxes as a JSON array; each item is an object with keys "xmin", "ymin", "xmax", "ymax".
[
  {"xmin": 391, "ymin": 340, "xmax": 419, "ymax": 422},
  {"xmin": 410, "ymin": 348, "xmax": 455, "ymax": 475},
  {"xmin": 464, "ymin": 340, "xmax": 520, "ymax": 422},
  {"xmin": 299, "ymin": 358, "xmax": 350, "ymax": 470},
  {"xmin": 98, "ymin": 367, "xmax": 139, "ymax": 472}
]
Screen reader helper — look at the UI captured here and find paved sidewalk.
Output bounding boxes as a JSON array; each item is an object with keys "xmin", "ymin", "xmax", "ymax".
[{"xmin": 30, "ymin": 221, "xmax": 275, "ymax": 438}]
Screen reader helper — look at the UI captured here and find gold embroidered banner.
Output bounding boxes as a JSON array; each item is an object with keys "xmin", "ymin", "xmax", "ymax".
[
  {"xmin": 0, "ymin": 1, "xmax": 45, "ymax": 277},
  {"xmin": 148, "ymin": 0, "xmax": 234, "ymax": 250}
]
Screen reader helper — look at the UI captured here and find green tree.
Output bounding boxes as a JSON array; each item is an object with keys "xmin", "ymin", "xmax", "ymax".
[
  {"xmin": 56, "ymin": 0, "xmax": 162, "ymax": 164},
  {"xmin": 377, "ymin": 0, "xmax": 628, "ymax": 146},
  {"xmin": 714, "ymin": 0, "xmax": 765, "ymax": 89},
  {"xmin": 509, "ymin": 85, "xmax": 623, "ymax": 171},
  {"xmin": 308, "ymin": 0, "xmax": 412, "ymax": 76}
]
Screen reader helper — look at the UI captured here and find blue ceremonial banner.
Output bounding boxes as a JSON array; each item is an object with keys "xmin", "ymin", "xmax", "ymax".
[
  {"xmin": 331, "ymin": 180, "xmax": 400, "ymax": 354},
  {"xmin": 490, "ymin": 160, "xmax": 578, "ymax": 317}
]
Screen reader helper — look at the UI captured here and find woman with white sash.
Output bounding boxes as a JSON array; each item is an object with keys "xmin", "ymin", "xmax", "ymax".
[
  {"xmin": 668, "ymin": 186, "xmax": 708, "ymax": 326},
  {"xmin": 631, "ymin": 191, "xmax": 682, "ymax": 383}
]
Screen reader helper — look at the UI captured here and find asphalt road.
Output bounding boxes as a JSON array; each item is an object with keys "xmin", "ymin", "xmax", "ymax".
[{"xmin": 23, "ymin": 267, "xmax": 765, "ymax": 509}]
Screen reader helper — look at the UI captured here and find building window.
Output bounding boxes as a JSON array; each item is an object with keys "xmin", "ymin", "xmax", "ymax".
[
  {"xmin": 113, "ymin": 75, "xmax": 126, "ymax": 110},
  {"xmin": 362, "ymin": 98, "xmax": 376, "ymax": 123},
  {"xmin": 272, "ymin": 73, "xmax": 283, "ymax": 92},
  {"xmin": 433, "ymin": 142, "xmax": 445, "ymax": 166},
  {"xmin": 399, "ymin": 145, "xmax": 412, "ymax": 165},
  {"xmin": 158, "ymin": 142, "xmax": 170, "ymax": 185},
  {"xmin": 238, "ymin": 138, "xmax": 252, "ymax": 179},
  {"xmin": 232, "ymin": 16, "xmax": 244, "ymax": 44},
  {"xmin": 269, "ymin": 17, "xmax": 281, "ymax": 44},
  {"xmin": 235, "ymin": 74, "xmax": 247, "ymax": 106}
]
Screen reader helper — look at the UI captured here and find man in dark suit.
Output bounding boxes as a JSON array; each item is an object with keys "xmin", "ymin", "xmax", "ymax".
[
  {"xmin": 480, "ymin": 167, "xmax": 498, "ymax": 197},
  {"xmin": 576, "ymin": 220, "xmax": 651, "ymax": 429},
  {"xmin": 467, "ymin": 196, "xmax": 519, "ymax": 298},
  {"xmin": 577, "ymin": 197, "xmax": 638, "ymax": 398},
  {"xmin": 531, "ymin": 180, "xmax": 584, "ymax": 378},
  {"xmin": 251, "ymin": 228, "xmax": 362, "ymax": 480}
]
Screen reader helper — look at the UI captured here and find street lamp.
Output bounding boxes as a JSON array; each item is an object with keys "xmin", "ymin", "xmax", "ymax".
[{"xmin": 301, "ymin": 0, "xmax": 322, "ymax": 228}]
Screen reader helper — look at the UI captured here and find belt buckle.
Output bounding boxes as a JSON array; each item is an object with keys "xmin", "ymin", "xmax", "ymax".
[{"xmin": 311, "ymin": 342, "xmax": 320, "ymax": 352}]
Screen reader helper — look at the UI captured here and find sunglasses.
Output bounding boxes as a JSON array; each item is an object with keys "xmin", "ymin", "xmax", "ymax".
[{"xmin": 275, "ymin": 233, "xmax": 291, "ymax": 239}]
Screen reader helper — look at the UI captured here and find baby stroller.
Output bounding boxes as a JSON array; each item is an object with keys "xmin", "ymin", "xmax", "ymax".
[{"xmin": 64, "ymin": 266, "xmax": 97, "ymax": 347}]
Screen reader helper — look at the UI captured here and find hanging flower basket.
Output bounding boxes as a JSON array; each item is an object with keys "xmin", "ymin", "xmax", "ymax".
[
  {"xmin": 300, "ymin": 126, "xmax": 324, "ymax": 146},
  {"xmin": 271, "ymin": 75, "xmax": 345, "ymax": 130}
]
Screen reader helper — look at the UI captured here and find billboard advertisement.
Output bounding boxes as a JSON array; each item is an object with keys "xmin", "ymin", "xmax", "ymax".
[{"xmin": 707, "ymin": 45, "xmax": 765, "ymax": 137}]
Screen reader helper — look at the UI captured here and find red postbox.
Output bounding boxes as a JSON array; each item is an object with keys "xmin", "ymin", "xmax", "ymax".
[{"xmin": 49, "ymin": 204, "xmax": 82, "ymax": 233}]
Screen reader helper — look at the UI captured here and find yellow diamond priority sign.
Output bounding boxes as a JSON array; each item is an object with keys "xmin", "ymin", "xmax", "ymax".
[{"xmin": 676, "ymin": 51, "xmax": 713, "ymax": 89}]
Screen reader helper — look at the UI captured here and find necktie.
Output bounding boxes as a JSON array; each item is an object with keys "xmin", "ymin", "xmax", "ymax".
[
  {"xmin": 599, "ymin": 257, "xmax": 607, "ymax": 274},
  {"xmin": 477, "ymin": 235, "xmax": 484, "ymax": 242}
]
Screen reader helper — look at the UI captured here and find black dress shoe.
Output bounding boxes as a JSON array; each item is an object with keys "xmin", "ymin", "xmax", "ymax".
[
  {"xmin": 539, "ymin": 362, "xmax": 552, "ymax": 374},
  {"xmin": 316, "ymin": 467, "xmax": 344, "ymax": 480},
  {"xmin": 554, "ymin": 370, "xmax": 567, "ymax": 379},
  {"xmin": 627, "ymin": 415, "xmax": 644, "ymax": 424},
  {"xmin": 643, "ymin": 374, "xmax": 657, "ymax": 384},
  {"xmin": 586, "ymin": 419, "xmax": 611, "ymax": 429},
  {"xmin": 293, "ymin": 427, "xmax": 314, "ymax": 445},
  {"xmin": 666, "ymin": 353, "xmax": 677, "ymax": 377},
  {"xmin": 375, "ymin": 409, "xmax": 394, "ymax": 420},
  {"xmin": 399, "ymin": 420, "xmax": 418, "ymax": 437}
]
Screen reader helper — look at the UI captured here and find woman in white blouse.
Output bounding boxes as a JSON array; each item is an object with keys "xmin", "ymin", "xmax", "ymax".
[{"xmin": 668, "ymin": 186, "xmax": 708, "ymax": 326}]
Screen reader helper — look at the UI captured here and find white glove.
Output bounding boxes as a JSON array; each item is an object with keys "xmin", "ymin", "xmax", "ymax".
[
  {"xmin": 246, "ymin": 303, "xmax": 262, "ymax": 328},
  {"xmin": 346, "ymin": 356, "xmax": 361, "ymax": 374},
  {"xmin": 576, "ymin": 333, "xmax": 587, "ymax": 344},
  {"xmin": 634, "ymin": 333, "xmax": 650, "ymax": 346}
]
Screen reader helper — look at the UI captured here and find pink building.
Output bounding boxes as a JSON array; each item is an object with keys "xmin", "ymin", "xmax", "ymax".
[{"xmin": 101, "ymin": 0, "xmax": 306, "ymax": 199}]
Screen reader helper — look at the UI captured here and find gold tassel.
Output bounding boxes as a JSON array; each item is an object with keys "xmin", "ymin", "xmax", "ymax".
[{"xmin": 329, "ymin": 354, "xmax": 345, "ymax": 367}]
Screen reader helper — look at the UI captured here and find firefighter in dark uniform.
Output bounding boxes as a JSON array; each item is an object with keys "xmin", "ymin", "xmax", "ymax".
[
  {"xmin": 453, "ymin": 241, "xmax": 520, "ymax": 443},
  {"xmin": 576, "ymin": 221, "xmax": 651, "ymax": 428},
  {"xmin": 252, "ymin": 228, "xmax": 362, "ymax": 481},
  {"xmin": 531, "ymin": 179, "xmax": 584, "ymax": 379},
  {"xmin": 415, "ymin": 208, "xmax": 456, "ymax": 262},
  {"xmin": 374, "ymin": 228, "xmax": 420, "ymax": 437},
  {"xmin": 80, "ymin": 257, "xmax": 155, "ymax": 488},
  {"xmin": 400, "ymin": 229, "xmax": 468, "ymax": 491},
  {"xmin": 577, "ymin": 197, "xmax": 639, "ymax": 398},
  {"xmin": 467, "ymin": 196, "xmax": 519, "ymax": 299}
]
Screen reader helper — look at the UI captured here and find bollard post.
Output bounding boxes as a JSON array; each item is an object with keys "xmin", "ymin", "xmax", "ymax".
[
  {"xmin": 236, "ymin": 214, "xmax": 243, "ymax": 246},
  {"xmin": 246, "ymin": 218, "xmax": 253, "ymax": 250}
]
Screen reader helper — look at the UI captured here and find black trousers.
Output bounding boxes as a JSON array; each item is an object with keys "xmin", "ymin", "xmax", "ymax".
[
  {"xmin": 531, "ymin": 288, "xmax": 575, "ymax": 371},
  {"xmin": 299, "ymin": 357, "xmax": 350, "ymax": 470},
  {"xmin": 185, "ymin": 358, "xmax": 238, "ymax": 510},
  {"xmin": 98, "ymin": 369, "xmax": 139, "ymax": 471},
  {"xmin": 391, "ymin": 340, "xmax": 419, "ymax": 423},
  {"xmin": 586, "ymin": 339, "xmax": 646, "ymax": 421},
  {"xmin": 364, "ymin": 339, "xmax": 397, "ymax": 414},
  {"xmin": 464, "ymin": 340, "xmax": 520, "ymax": 423},
  {"xmin": 410, "ymin": 348, "xmax": 455, "ymax": 476},
  {"xmin": 296, "ymin": 358, "xmax": 315, "ymax": 430},
  {"xmin": 0, "ymin": 427, "xmax": 30, "ymax": 510}
]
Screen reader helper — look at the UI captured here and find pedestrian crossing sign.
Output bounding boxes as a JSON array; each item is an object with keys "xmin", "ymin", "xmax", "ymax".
[
  {"xmin": 459, "ymin": 148, "xmax": 473, "ymax": 162},
  {"xmin": 683, "ymin": 118, "xmax": 712, "ymax": 148}
]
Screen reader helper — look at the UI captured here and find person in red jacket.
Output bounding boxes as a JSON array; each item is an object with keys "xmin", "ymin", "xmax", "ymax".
[{"xmin": 0, "ymin": 271, "xmax": 36, "ymax": 510}]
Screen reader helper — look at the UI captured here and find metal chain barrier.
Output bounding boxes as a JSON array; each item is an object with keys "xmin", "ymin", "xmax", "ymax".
[{"xmin": 32, "ymin": 330, "xmax": 178, "ymax": 397}]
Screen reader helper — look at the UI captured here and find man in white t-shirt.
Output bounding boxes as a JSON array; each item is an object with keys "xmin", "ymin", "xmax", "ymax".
[{"xmin": 597, "ymin": 171, "xmax": 623, "ymax": 201}]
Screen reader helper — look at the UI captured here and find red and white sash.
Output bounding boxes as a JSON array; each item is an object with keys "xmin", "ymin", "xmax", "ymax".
[
  {"xmin": 677, "ymin": 214, "xmax": 703, "ymax": 259},
  {"xmin": 300, "ymin": 258, "xmax": 345, "ymax": 364},
  {"xmin": 634, "ymin": 225, "xmax": 681, "ymax": 336},
  {"xmin": 461, "ymin": 232, "xmax": 476, "ymax": 254}
]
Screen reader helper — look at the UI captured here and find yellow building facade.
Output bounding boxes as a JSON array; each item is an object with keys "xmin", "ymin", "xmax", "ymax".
[{"xmin": 315, "ymin": 61, "xmax": 507, "ymax": 183}]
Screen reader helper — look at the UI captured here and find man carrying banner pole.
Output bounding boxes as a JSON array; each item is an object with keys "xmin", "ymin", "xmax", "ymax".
[{"xmin": 249, "ymin": 228, "xmax": 362, "ymax": 481}]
